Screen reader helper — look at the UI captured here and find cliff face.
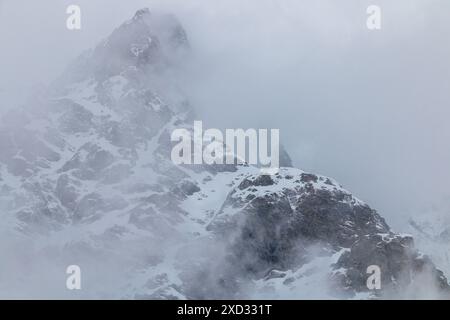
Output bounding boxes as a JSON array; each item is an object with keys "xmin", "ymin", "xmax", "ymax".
[{"xmin": 0, "ymin": 9, "xmax": 448, "ymax": 299}]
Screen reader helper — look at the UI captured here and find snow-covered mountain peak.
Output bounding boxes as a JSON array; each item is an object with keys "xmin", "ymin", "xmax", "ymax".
[
  {"xmin": 0, "ymin": 10, "xmax": 448, "ymax": 300},
  {"xmin": 55, "ymin": 8, "xmax": 189, "ymax": 90},
  {"xmin": 132, "ymin": 8, "xmax": 151, "ymax": 21}
]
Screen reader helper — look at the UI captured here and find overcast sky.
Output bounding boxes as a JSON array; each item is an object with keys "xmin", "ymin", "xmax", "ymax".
[{"xmin": 1, "ymin": 0, "xmax": 449, "ymax": 229}]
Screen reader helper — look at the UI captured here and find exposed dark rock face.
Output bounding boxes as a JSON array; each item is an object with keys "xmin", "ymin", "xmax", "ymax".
[
  {"xmin": 208, "ymin": 169, "xmax": 449, "ymax": 297},
  {"xmin": 333, "ymin": 233, "xmax": 450, "ymax": 298}
]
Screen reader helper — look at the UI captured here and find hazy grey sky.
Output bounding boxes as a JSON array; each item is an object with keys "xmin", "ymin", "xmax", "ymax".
[{"xmin": 1, "ymin": 0, "xmax": 449, "ymax": 229}]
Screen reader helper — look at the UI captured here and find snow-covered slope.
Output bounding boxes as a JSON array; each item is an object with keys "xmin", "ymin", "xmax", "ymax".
[{"xmin": 0, "ymin": 9, "xmax": 448, "ymax": 299}]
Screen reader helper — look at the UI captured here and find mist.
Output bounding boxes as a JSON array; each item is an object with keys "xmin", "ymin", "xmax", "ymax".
[{"xmin": 1, "ymin": 1, "xmax": 450, "ymax": 298}]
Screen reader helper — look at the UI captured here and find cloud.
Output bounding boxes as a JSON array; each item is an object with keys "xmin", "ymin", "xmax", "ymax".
[{"xmin": 1, "ymin": 0, "xmax": 449, "ymax": 230}]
